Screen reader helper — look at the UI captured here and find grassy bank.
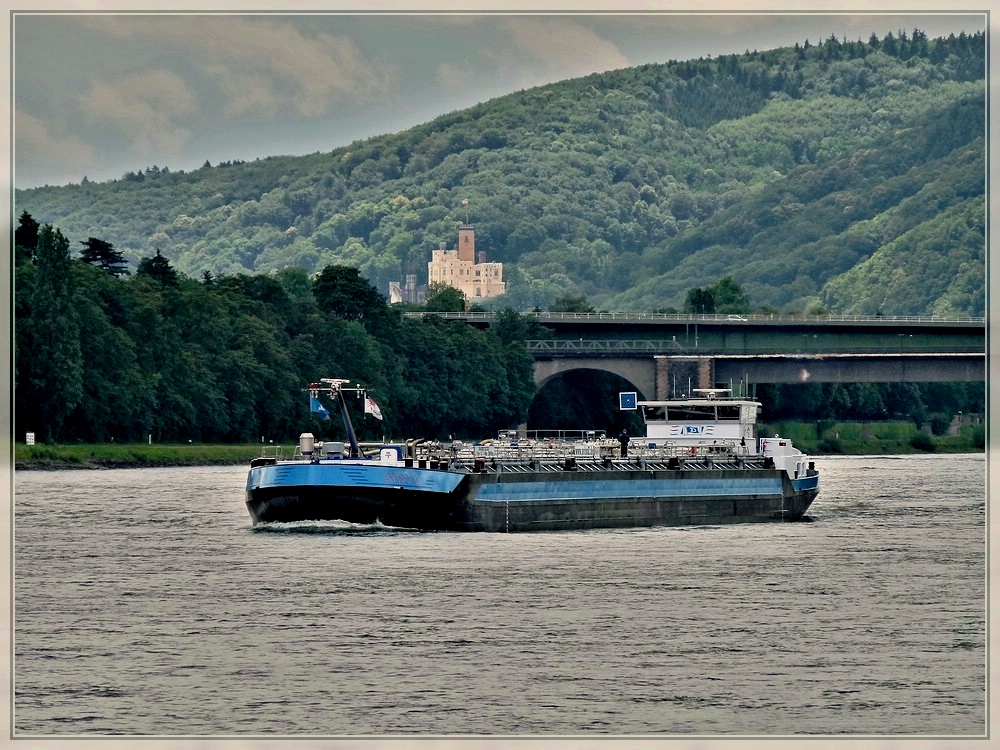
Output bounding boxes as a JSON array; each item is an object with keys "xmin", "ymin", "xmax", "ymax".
[
  {"xmin": 760, "ymin": 420, "xmax": 986, "ymax": 455},
  {"xmin": 14, "ymin": 442, "xmax": 266, "ymax": 470},
  {"xmin": 12, "ymin": 421, "xmax": 985, "ymax": 470}
]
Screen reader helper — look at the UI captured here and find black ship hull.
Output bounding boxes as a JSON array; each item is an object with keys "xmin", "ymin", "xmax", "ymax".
[{"xmin": 246, "ymin": 461, "xmax": 819, "ymax": 532}]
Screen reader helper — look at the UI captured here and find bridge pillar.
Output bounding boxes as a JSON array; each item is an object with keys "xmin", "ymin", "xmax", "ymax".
[
  {"xmin": 655, "ymin": 356, "xmax": 668, "ymax": 400},
  {"xmin": 655, "ymin": 356, "xmax": 715, "ymax": 398},
  {"xmin": 700, "ymin": 358, "xmax": 714, "ymax": 390}
]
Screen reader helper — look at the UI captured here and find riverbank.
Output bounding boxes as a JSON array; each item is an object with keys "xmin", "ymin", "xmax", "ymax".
[
  {"xmin": 12, "ymin": 420, "xmax": 986, "ymax": 470},
  {"xmin": 13, "ymin": 443, "xmax": 265, "ymax": 471},
  {"xmin": 761, "ymin": 419, "xmax": 985, "ymax": 455}
]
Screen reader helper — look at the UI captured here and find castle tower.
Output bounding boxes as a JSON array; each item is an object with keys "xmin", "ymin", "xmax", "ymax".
[{"xmin": 457, "ymin": 224, "xmax": 475, "ymax": 263}]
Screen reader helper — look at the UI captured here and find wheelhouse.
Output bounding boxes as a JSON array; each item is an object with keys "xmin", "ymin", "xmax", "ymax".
[{"xmin": 640, "ymin": 389, "xmax": 760, "ymax": 446}]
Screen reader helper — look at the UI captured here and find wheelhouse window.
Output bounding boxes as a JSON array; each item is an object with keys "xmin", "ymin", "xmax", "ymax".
[
  {"xmin": 716, "ymin": 405, "xmax": 741, "ymax": 420},
  {"xmin": 667, "ymin": 405, "xmax": 717, "ymax": 421},
  {"xmin": 643, "ymin": 406, "xmax": 667, "ymax": 422},
  {"xmin": 644, "ymin": 404, "xmax": 743, "ymax": 421}
]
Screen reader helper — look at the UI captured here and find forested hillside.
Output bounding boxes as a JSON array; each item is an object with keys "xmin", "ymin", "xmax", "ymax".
[
  {"xmin": 13, "ymin": 213, "xmax": 983, "ymax": 446},
  {"xmin": 16, "ymin": 29, "xmax": 985, "ymax": 316}
]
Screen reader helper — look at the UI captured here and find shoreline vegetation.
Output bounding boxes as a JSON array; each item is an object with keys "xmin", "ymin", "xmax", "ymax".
[{"xmin": 13, "ymin": 421, "xmax": 985, "ymax": 471}]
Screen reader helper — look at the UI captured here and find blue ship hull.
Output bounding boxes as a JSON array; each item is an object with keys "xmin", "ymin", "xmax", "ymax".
[{"xmin": 245, "ymin": 460, "xmax": 819, "ymax": 532}]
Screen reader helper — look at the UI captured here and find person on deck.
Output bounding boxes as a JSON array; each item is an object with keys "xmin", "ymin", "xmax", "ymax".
[{"xmin": 618, "ymin": 430, "xmax": 630, "ymax": 458}]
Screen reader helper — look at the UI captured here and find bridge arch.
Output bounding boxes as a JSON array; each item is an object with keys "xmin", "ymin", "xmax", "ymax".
[{"xmin": 533, "ymin": 358, "xmax": 657, "ymax": 401}]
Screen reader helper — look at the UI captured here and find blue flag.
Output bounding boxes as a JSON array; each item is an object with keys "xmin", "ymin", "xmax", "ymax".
[{"xmin": 310, "ymin": 396, "xmax": 331, "ymax": 420}]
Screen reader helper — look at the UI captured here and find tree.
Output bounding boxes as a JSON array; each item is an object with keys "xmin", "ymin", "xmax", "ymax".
[
  {"xmin": 682, "ymin": 276, "xmax": 752, "ymax": 314},
  {"xmin": 684, "ymin": 286, "xmax": 715, "ymax": 314},
  {"xmin": 312, "ymin": 265, "xmax": 388, "ymax": 331},
  {"xmin": 62, "ymin": 264, "xmax": 148, "ymax": 441},
  {"xmin": 490, "ymin": 307, "xmax": 531, "ymax": 345},
  {"xmin": 79, "ymin": 237, "xmax": 130, "ymax": 277},
  {"xmin": 136, "ymin": 249, "xmax": 179, "ymax": 286},
  {"xmin": 550, "ymin": 293, "xmax": 595, "ymax": 313},
  {"xmin": 708, "ymin": 276, "xmax": 752, "ymax": 313},
  {"xmin": 21, "ymin": 224, "xmax": 84, "ymax": 441},
  {"xmin": 424, "ymin": 282, "xmax": 466, "ymax": 312},
  {"xmin": 824, "ymin": 384, "xmax": 852, "ymax": 419},
  {"xmin": 847, "ymin": 383, "xmax": 886, "ymax": 419},
  {"xmin": 15, "ymin": 210, "xmax": 39, "ymax": 265},
  {"xmin": 884, "ymin": 382, "xmax": 927, "ymax": 426}
]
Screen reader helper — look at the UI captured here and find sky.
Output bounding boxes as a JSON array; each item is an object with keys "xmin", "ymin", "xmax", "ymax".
[{"xmin": 9, "ymin": 3, "xmax": 989, "ymax": 189}]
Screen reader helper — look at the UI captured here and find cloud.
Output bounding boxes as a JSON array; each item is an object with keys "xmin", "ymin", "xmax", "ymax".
[
  {"xmin": 497, "ymin": 17, "xmax": 631, "ymax": 79},
  {"xmin": 436, "ymin": 61, "xmax": 469, "ymax": 90},
  {"xmin": 204, "ymin": 63, "xmax": 284, "ymax": 119},
  {"xmin": 75, "ymin": 15, "xmax": 396, "ymax": 119},
  {"xmin": 15, "ymin": 109, "xmax": 96, "ymax": 181},
  {"xmin": 80, "ymin": 70, "xmax": 196, "ymax": 158},
  {"xmin": 435, "ymin": 16, "xmax": 631, "ymax": 94}
]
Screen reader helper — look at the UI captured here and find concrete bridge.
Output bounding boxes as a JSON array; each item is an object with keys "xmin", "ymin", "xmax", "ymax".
[
  {"xmin": 532, "ymin": 349, "xmax": 984, "ymax": 401},
  {"xmin": 417, "ymin": 312, "xmax": 986, "ymax": 400}
]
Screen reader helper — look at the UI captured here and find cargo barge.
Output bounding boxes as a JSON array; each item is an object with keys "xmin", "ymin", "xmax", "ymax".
[{"xmin": 244, "ymin": 379, "xmax": 819, "ymax": 531}]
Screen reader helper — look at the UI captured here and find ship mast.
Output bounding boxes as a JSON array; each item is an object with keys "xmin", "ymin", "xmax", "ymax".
[{"xmin": 311, "ymin": 378, "xmax": 362, "ymax": 458}]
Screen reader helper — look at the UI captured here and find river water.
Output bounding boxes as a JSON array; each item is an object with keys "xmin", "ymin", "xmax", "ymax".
[{"xmin": 11, "ymin": 454, "xmax": 987, "ymax": 744}]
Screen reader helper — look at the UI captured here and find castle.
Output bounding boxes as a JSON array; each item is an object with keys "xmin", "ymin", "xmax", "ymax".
[{"xmin": 389, "ymin": 224, "xmax": 505, "ymax": 305}]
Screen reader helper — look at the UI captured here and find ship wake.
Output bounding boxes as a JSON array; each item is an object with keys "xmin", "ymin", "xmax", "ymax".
[{"xmin": 249, "ymin": 518, "xmax": 423, "ymax": 535}]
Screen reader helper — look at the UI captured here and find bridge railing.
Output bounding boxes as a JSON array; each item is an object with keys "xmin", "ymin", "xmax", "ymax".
[
  {"xmin": 525, "ymin": 339, "xmax": 986, "ymax": 356},
  {"xmin": 407, "ymin": 311, "xmax": 985, "ymax": 325}
]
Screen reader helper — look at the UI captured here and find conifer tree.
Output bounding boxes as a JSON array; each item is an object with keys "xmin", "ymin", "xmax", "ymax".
[
  {"xmin": 22, "ymin": 224, "xmax": 84, "ymax": 442},
  {"xmin": 79, "ymin": 236, "xmax": 130, "ymax": 277},
  {"xmin": 136, "ymin": 249, "xmax": 178, "ymax": 286},
  {"xmin": 14, "ymin": 210, "xmax": 39, "ymax": 265}
]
